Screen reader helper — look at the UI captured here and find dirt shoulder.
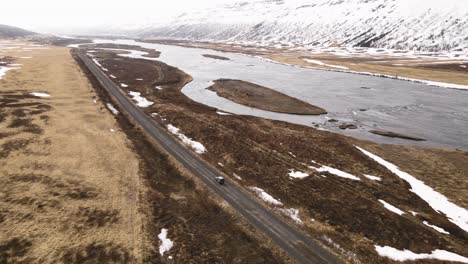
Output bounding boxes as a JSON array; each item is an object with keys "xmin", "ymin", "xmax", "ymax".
[
  {"xmin": 208, "ymin": 79, "xmax": 327, "ymax": 115},
  {"xmin": 88, "ymin": 47, "xmax": 468, "ymax": 263},
  {"xmin": 0, "ymin": 46, "xmax": 144, "ymax": 262}
]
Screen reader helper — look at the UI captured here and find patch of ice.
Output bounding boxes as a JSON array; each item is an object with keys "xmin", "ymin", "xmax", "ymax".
[
  {"xmin": 379, "ymin": 200, "xmax": 405, "ymax": 215},
  {"xmin": 364, "ymin": 174, "xmax": 382, "ymax": 181},
  {"xmin": 375, "ymin": 246, "xmax": 468, "ymax": 263},
  {"xmin": 30, "ymin": 92, "xmax": 50, "ymax": 98},
  {"xmin": 288, "ymin": 170, "xmax": 310, "ymax": 179},
  {"xmin": 248, "ymin": 186, "xmax": 283, "ymax": 206},
  {"xmin": 357, "ymin": 146, "xmax": 468, "ymax": 232},
  {"xmin": 158, "ymin": 229, "xmax": 173, "ymax": 256},
  {"xmin": 155, "ymin": 86, "xmax": 163, "ymax": 90},
  {"xmin": 303, "ymin": 58, "xmax": 349, "ymax": 70},
  {"xmin": 128, "ymin": 91, "xmax": 154, "ymax": 108},
  {"xmin": 106, "ymin": 103, "xmax": 119, "ymax": 115},
  {"xmin": 309, "ymin": 164, "xmax": 360, "ymax": 181},
  {"xmin": 278, "ymin": 208, "xmax": 303, "ymax": 224},
  {"xmin": 167, "ymin": 124, "xmax": 206, "ymax": 154},
  {"xmin": 110, "ymin": 74, "xmax": 116, "ymax": 79},
  {"xmin": 121, "ymin": 83, "xmax": 128, "ymax": 88},
  {"xmin": 218, "ymin": 162, "xmax": 224, "ymax": 167},
  {"xmin": 423, "ymin": 221, "xmax": 450, "ymax": 234}
]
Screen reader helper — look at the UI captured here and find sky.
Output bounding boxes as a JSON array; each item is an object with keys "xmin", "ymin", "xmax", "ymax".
[{"xmin": 0, "ymin": 0, "xmax": 234, "ymax": 34}]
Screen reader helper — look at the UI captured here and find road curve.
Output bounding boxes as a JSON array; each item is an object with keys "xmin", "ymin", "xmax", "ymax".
[{"xmin": 76, "ymin": 50, "xmax": 343, "ymax": 264}]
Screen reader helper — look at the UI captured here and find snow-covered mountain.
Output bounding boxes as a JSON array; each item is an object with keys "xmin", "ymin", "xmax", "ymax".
[{"xmin": 121, "ymin": 0, "xmax": 468, "ymax": 53}]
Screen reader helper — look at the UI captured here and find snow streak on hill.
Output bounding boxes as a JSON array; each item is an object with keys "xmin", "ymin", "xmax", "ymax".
[{"xmin": 130, "ymin": 0, "xmax": 468, "ymax": 54}]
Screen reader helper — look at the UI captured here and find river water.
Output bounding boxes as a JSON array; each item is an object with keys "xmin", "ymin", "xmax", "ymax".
[{"xmin": 90, "ymin": 39, "xmax": 468, "ymax": 150}]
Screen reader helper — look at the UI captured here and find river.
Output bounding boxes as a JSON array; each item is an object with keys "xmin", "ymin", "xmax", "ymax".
[{"xmin": 89, "ymin": 39, "xmax": 468, "ymax": 150}]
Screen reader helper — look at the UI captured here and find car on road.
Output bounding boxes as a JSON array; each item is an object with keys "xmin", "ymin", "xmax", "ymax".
[{"xmin": 215, "ymin": 176, "xmax": 225, "ymax": 185}]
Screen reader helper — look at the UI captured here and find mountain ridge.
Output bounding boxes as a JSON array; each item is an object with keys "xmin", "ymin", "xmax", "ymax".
[
  {"xmin": 0, "ymin": 24, "xmax": 37, "ymax": 38},
  {"xmin": 117, "ymin": 0, "xmax": 468, "ymax": 53}
]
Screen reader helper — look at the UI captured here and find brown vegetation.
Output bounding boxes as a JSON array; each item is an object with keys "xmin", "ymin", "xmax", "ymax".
[{"xmin": 90, "ymin": 49, "xmax": 468, "ymax": 263}]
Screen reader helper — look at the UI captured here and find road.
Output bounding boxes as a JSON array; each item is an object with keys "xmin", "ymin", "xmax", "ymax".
[{"xmin": 76, "ymin": 50, "xmax": 343, "ymax": 264}]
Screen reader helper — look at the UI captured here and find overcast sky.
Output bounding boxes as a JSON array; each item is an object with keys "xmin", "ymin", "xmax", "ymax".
[{"xmin": 1, "ymin": 0, "xmax": 234, "ymax": 33}]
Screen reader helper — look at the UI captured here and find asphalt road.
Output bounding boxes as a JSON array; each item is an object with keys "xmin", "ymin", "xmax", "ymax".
[{"xmin": 76, "ymin": 50, "xmax": 343, "ymax": 264}]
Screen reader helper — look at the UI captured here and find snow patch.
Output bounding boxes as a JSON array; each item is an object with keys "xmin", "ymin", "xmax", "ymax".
[
  {"xmin": 128, "ymin": 91, "xmax": 154, "ymax": 107},
  {"xmin": 30, "ymin": 92, "xmax": 50, "ymax": 98},
  {"xmin": 375, "ymin": 246, "xmax": 468, "ymax": 263},
  {"xmin": 278, "ymin": 208, "xmax": 303, "ymax": 224},
  {"xmin": 423, "ymin": 221, "xmax": 450, "ymax": 234},
  {"xmin": 309, "ymin": 164, "xmax": 360, "ymax": 181},
  {"xmin": 304, "ymin": 59, "xmax": 349, "ymax": 70},
  {"xmin": 167, "ymin": 124, "xmax": 206, "ymax": 154},
  {"xmin": 216, "ymin": 111, "xmax": 232, "ymax": 115},
  {"xmin": 379, "ymin": 200, "xmax": 405, "ymax": 215},
  {"xmin": 110, "ymin": 74, "xmax": 117, "ymax": 79},
  {"xmin": 233, "ymin": 173, "xmax": 242, "ymax": 180},
  {"xmin": 364, "ymin": 174, "xmax": 382, "ymax": 181},
  {"xmin": 120, "ymin": 83, "xmax": 128, "ymax": 88},
  {"xmin": 0, "ymin": 66, "xmax": 16, "ymax": 79},
  {"xmin": 288, "ymin": 170, "xmax": 309, "ymax": 179},
  {"xmin": 106, "ymin": 103, "xmax": 119, "ymax": 115},
  {"xmin": 357, "ymin": 146, "xmax": 468, "ymax": 232},
  {"xmin": 248, "ymin": 187, "xmax": 283, "ymax": 206},
  {"xmin": 158, "ymin": 229, "xmax": 173, "ymax": 256}
]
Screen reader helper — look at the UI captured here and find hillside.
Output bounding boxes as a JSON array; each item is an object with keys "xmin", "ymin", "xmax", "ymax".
[
  {"xmin": 0, "ymin": 24, "xmax": 36, "ymax": 38},
  {"xmin": 127, "ymin": 0, "xmax": 468, "ymax": 53}
]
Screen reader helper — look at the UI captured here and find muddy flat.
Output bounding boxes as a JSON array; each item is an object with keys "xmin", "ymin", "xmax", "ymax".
[
  {"xmin": 370, "ymin": 130, "xmax": 426, "ymax": 141},
  {"xmin": 208, "ymin": 79, "xmax": 327, "ymax": 115}
]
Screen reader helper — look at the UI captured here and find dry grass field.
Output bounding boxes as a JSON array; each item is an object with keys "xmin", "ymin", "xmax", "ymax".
[
  {"xmin": 0, "ymin": 45, "xmax": 144, "ymax": 263},
  {"xmin": 1, "ymin": 43, "xmax": 287, "ymax": 263}
]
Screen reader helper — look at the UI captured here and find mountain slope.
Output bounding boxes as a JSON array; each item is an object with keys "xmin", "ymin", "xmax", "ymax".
[
  {"xmin": 131, "ymin": 0, "xmax": 468, "ymax": 53},
  {"xmin": 0, "ymin": 24, "xmax": 36, "ymax": 38}
]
